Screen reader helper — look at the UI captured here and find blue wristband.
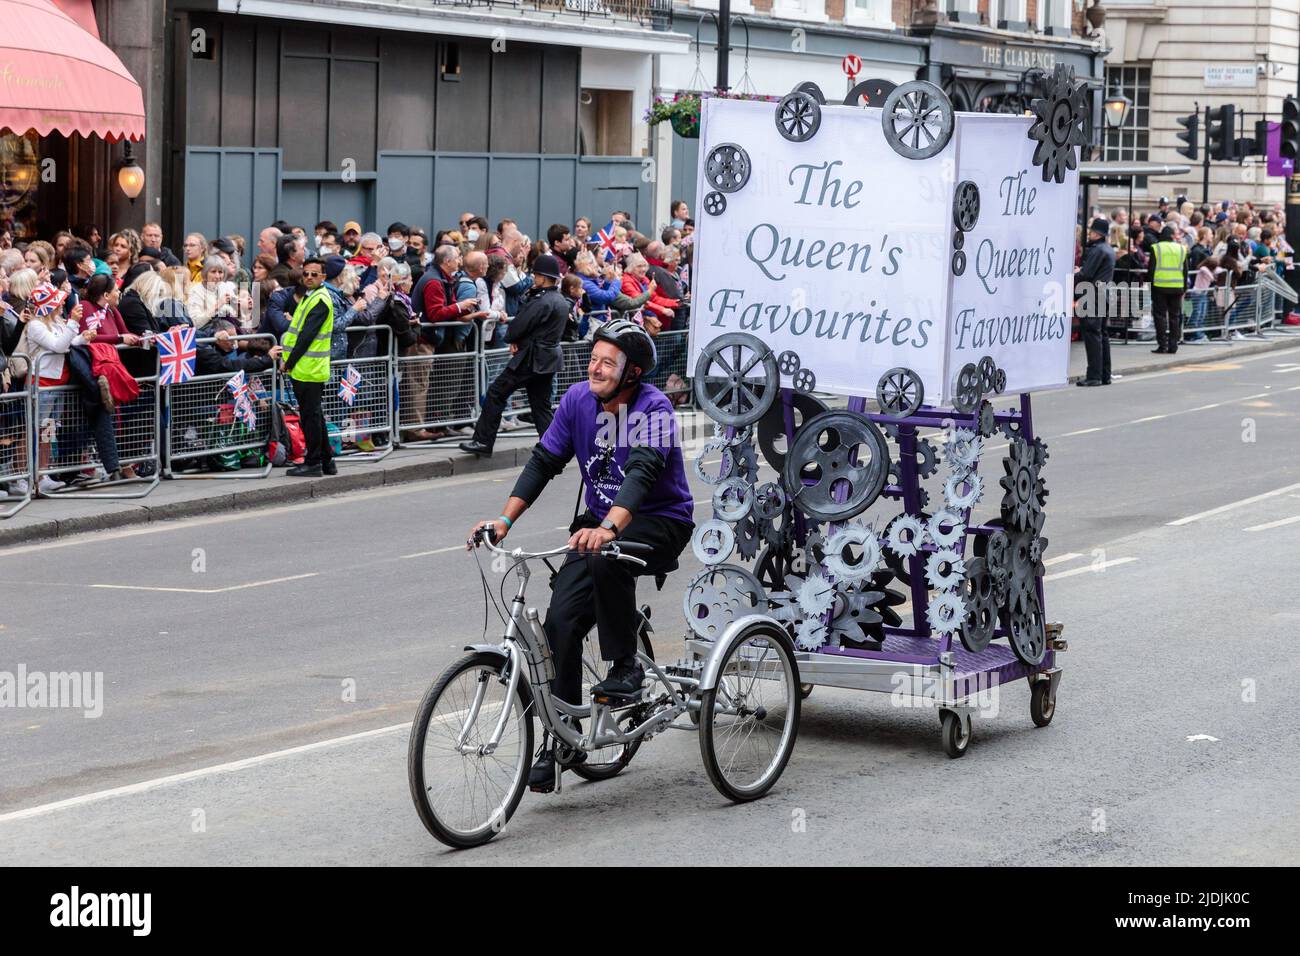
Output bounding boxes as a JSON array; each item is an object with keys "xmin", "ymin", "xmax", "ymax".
[{"xmin": 498, "ymin": 514, "xmax": 513, "ymax": 529}]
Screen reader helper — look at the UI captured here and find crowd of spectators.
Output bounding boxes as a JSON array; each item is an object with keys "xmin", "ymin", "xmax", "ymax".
[{"xmin": 0, "ymin": 201, "xmax": 697, "ymax": 488}]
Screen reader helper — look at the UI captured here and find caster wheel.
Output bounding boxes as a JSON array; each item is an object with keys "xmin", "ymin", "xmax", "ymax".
[
  {"xmin": 1030, "ymin": 680, "xmax": 1056, "ymax": 727},
  {"xmin": 940, "ymin": 709, "xmax": 971, "ymax": 759},
  {"xmin": 799, "ymin": 683, "xmax": 814, "ymax": 700}
]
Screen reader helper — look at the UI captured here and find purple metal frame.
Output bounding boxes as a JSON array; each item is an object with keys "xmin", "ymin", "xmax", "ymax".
[{"xmin": 782, "ymin": 388, "xmax": 1054, "ymax": 679}]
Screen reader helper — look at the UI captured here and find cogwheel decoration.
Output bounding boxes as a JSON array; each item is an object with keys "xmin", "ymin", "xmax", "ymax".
[
  {"xmin": 796, "ymin": 571, "xmax": 836, "ymax": 618},
  {"xmin": 943, "ymin": 427, "xmax": 982, "ymax": 473},
  {"xmin": 943, "ymin": 471, "xmax": 983, "ymax": 511},
  {"xmin": 927, "ymin": 590, "xmax": 966, "ymax": 636},
  {"xmin": 733, "ymin": 441, "xmax": 760, "ymax": 484},
  {"xmin": 927, "ymin": 509, "xmax": 965, "ymax": 549},
  {"xmin": 925, "ymin": 548, "xmax": 966, "ymax": 591},
  {"xmin": 822, "ymin": 525, "xmax": 882, "ymax": 584},
  {"xmin": 712, "ymin": 421, "xmax": 753, "ymax": 447},
  {"xmin": 885, "ymin": 513, "xmax": 927, "ymax": 557},
  {"xmin": 712, "ymin": 477, "xmax": 754, "ymax": 522},
  {"xmin": 694, "ymin": 440, "xmax": 734, "ymax": 485},
  {"xmin": 691, "ymin": 519, "xmax": 735, "ymax": 566},
  {"xmin": 795, "ymin": 617, "xmax": 829, "ymax": 652},
  {"xmin": 999, "ymin": 438, "xmax": 1048, "ymax": 533},
  {"xmin": 1027, "ymin": 63, "xmax": 1089, "ymax": 185},
  {"xmin": 682, "ymin": 564, "xmax": 766, "ymax": 641},
  {"xmin": 734, "ymin": 513, "xmax": 762, "ymax": 560}
]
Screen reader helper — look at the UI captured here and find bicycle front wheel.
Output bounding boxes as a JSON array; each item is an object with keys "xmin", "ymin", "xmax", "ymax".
[
  {"xmin": 698, "ymin": 625, "xmax": 800, "ymax": 802},
  {"xmin": 408, "ymin": 652, "xmax": 534, "ymax": 848}
]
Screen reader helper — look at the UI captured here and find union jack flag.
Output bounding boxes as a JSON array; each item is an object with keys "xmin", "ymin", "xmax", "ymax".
[
  {"xmin": 337, "ymin": 364, "xmax": 362, "ymax": 406},
  {"xmin": 234, "ymin": 393, "xmax": 256, "ymax": 430},
  {"xmin": 225, "ymin": 369, "xmax": 248, "ymax": 400},
  {"xmin": 156, "ymin": 326, "xmax": 196, "ymax": 386},
  {"xmin": 595, "ymin": 221, "xmax": 618, "ymax": 261}
]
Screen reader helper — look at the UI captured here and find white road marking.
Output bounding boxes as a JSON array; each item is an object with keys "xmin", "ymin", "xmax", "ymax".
[
  {"xmin": 0, "ymin": 722, "xmax": 408, "ymax": 824},
  {"xmin": 1060, "ymin": 427, "xmax": 1102, "ymax": 436},
  {"xmin": 1186, "ymin": 734, "xmax": 1220, "ymax": 743},
  {"xmin": 1042, "ymin": 552, "xmax": 1082, "ymax": 567},
  {"xmin": 1168, "ymin": 481, "xmax": 1300, "ymax": 526},
  {"xmin": 1128, "ymin": 414, "xmax": 1168, "ymax": 423},
  {"xmin": 1043, "ymin": 557, "xmax": 1138, "ymax": 581},
  {"xmin": 1244, "ymin": 514, "xmax": 1300, "ymax": 532},
  {"xmin": 401, "ymin": 544, "xmax": 470, "ymax": 559},
  {"xmin": 1272, "ymin": 363, "xmax": 1300, "ymax": 373},
  {"xmin": 90, "ymin": 573, "xmax": 318, "ymax": 594}
]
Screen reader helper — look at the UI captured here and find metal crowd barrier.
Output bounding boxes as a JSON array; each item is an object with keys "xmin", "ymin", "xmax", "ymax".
[
  {"xmin": 0, "ymin": 387, "xmax": 32, "ymax": 517},
  {"xmin": 163, "ymin": 334, "xmax": 277, "ymax": 479},
  {"xmin": 395, "ymin": 322, "xmax": 479, "ymax": 443},
  {"xmin": 31, "ymin": 348, "xmax": 160, "ymax": 499}
]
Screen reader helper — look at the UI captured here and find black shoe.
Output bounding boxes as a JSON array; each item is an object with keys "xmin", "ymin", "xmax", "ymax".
[
  {"xmin": 1151, "ymin": 347, "xmax": 1168, "ymax": 354},
  {"xmin": 591, "ymin": 662, "xmax": 644, "ymax": 700},
  {"xmin": 322, "ymin": 461, "xmax": 338, "ymax": 476},
  {"xmin": 1102, "ymin": 379, "xmax": 1112, "ymax": 385},
  {"xmin": 1076, "ymin": 379, "xmax": 1103, "ymax": 387},
  {"xmin": 458, "ymin": 440, "xmax": 492, "ymax": 456},
  {"xmin": 286, "ymin": 464, "xmax": 323, "ymax": 477},
  {"xmin": 528, "ymin": 748, "xmax": 556, "ymax": 793}
]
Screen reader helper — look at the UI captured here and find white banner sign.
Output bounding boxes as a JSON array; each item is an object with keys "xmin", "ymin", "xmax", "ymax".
[
  {"xmin": 690, "ymin": 97, "xmax": 1078, "ymax": 405},
  {"xmin": 1204, "ymin": 65, "xmax": 1257, "ymax": 88}
]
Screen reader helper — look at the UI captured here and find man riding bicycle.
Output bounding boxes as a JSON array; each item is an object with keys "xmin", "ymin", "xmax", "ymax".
[{"xmin": 468, "ymin": 319, "xmax": 694, "ymax": 791}]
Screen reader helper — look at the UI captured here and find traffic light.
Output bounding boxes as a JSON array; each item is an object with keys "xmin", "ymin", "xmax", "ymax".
[
  {"xmin": 1281, "ymin": 95, "xmax": 1300, "ymax": 160},
  {"xmin": 1207, "ymin": 104, "xmax": 1237, "ymax": 161},
  {"xmin": 1175, "ymin": 112, "xmax": 1198, "ymax": 160}
]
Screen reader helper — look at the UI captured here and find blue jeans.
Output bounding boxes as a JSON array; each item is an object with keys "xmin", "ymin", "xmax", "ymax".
[{"xmin": 1187, "ymin": 290, "xmax": 1208, "ymax": 337}]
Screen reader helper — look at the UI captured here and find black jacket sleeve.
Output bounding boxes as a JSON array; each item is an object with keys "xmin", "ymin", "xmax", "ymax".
[
  {"xmin": 284, "ymin": 298, "xmax": 329, "ymax": 372},
  {"xmin": 610, "ymin": 445, "xmax": 666, "ymax": 516},
  {"xmin": 510, "ymin": 442, "xmax": 571, "ymax": 505}
]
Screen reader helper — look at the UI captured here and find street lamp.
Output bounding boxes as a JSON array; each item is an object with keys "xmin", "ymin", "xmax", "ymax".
[
  {"xmin": 1103, "ymin": 89, "xmax": 1132, "ymax": 129},
  {"xmin": 117, "ymin": 140, "xmax": 144, "ymax": 203}
]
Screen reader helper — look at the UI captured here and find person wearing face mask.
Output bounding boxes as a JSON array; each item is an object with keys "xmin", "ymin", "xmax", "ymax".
[
  {"xmin": 386, "ymin": 222, "xmax": 410, "ymax": 258},
  {"xmin": 313, "ymin": 220, "xmax": 339, "ymax": 254},
  {"xmin": 405, "ymin": 230, "xmax": 429, "ymax": 283}
]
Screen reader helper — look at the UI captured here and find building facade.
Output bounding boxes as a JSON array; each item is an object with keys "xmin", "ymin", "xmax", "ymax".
[{"xmin": 1098, "ymin": 0, "xmax": 1300, "ymax": 211}]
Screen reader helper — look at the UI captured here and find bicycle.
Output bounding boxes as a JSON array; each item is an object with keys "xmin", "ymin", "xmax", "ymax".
[{"xmin": 407, "ymin": 528, "xmax": 802, "ymax": 848}]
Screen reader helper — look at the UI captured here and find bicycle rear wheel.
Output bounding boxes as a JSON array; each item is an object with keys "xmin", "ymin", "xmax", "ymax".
[
  {"xmin": 571, "ymin": 620, "xmax": 654, "ymax": 782},
  {"xmin": 698, "ymin": 624, "xmax": 800, "ymax": 802},
  {"xmin": 408, "ymin": 652, "xmax": 534, "ymax": 848}
]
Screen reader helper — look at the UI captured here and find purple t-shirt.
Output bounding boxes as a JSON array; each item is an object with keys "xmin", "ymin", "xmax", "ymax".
[{"xmin": 542, "ymin": 381, "xmax": 694, "ymax": 526}]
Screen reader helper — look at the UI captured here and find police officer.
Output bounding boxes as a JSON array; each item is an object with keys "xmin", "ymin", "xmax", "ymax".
[
  {"xmin": 282, "ymin": 255, "xmax": 341, "ymax": 476},
  {"xmin": 459, "ymin": 254, "xmax": 569, "ymax": 455},
  {"xmin": 1075, "ymin": 217, "xmax": 1116, "ymax": 386},
  {"xmin": 1150, "ymin": 225, "xmax": 1188, "ymax": 354}
]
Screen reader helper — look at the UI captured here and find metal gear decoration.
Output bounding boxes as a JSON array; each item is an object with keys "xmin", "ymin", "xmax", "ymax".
[
  {"xmin": 795, "ymin": 81, "xmax": 827, "ymax": 105},
  {"xmin": 704, "ymin": 143, "xmax": 752, "ymax": 194},
  {"xmin": 927, "ymin": 509, "xmax": 965, "ymax": 550},
  {"xmin": 890, "ymin": 439, "xmax": 939, "ymax": 486},
  {"xmin": 1007, "ymin": 530, "xmax": 1037, "ymax": 605},
  {"xmin": 822, "ymin": 525, "xmax": 882, "ymax": 584},
  {"xmin": 999, "ymin": 438, "xmax": 1047, "ymax": 533},
  {"xmin": 925, "ymin": 548, "xmax": 966, "ymax": 591},
  {"xmin": 885, "ymin": 513, "xmax": 927, "ymax": 558},
  {"xmin": 951, "ymin": 250, "xmax": 967, "ymax": 276},
  {"xmin": 702, "ymin": 191, "xmax": 727, "ymax": 217},
  {"xmin": 712, "ymin": 477, "xmax": 754, "ymax": 522},
  {"xmin": 734, "ymin": 514, "xmax": 761, "ymax": 561},
  {"xmin": 1007, "ymin": 587, "xmax": 1047, "ymax": 665},
  {"xmin": 943, "ymin": 470, "xmax": 983, "ymax": 511},
  {"xmin": 952, "ymin": 362, "xmax": 982, "ymax": 414},
  {"xmin": 795, "ymin": 617, "xmax": 829, "ymax": 652},
  {"xmin": 1027, "ymin": 63, "xmax": 1089, "ymax": 185},
  {"xmin": 943, "ymin": 427, "xmax": 982, "ymax": 473},
  {"xmin": 762, "ymin": 507, "xmax": 791, "ymax": 549},
  {"xmin": 691, "ymin": 519, "xmax": 735, "ymax": 566},
  {"xmin": 693, "ymin": 332, "xmax": 779, "ymax": 428},
  {"xmin": 993, "ymin": 368, "xmax": 1007, "ymax": 394},
  {"xmin": 1000, "ymin": 416, "xmax": 1025, "ymax": 442},
  {"xmin": 776, "ymin": 350, "xmax": 801, "ymax": 377},
  {"xmin": 782, "ymin": 410, "xmax": 890, "ymax": 523},
  {"xmin": 694, "ymin": 440, "xmax": 734, "ymax": 485},
  {"xmin": 1031, "ymin": 437, "xmax": 1050, "ymax": 469},
  {"xmin": 756, "ymin": 391, "xmax": 828, "ymax": 473},
  {"xmin": 953, "ymin": 180, "xmax": 981, "ymax": 232},
  {"xmin": 793, "ymin": 367, "xmax": 817, "ymax": 393},
  {"xmin": 796, "ymin": 571, "xmax": 836, "ymax": 618},
  {"xmin": 776, "ymin": 91, "xmax": 822, "ymax": 142},
  {"xmin": 844, "ymin": 78, "xmax": 896, "ymax": 108},
  {"xmin": 977, "ymin": 356, "xmax": 998, "ymax": 394},
  {"xmin": 712, "ymin": 421, "xmax": 753, "ymax": 447},
  {"xmin": 881, "ymin": 80, "xmax": 954, "ymax": 160},
  {"xmin": 927, "ymin": 590, "xmax": 966, "ymax": 636},
  {"xmin": 952, "ymin": 229, "xmax": 965, "ymax": 252},
  {"xmin": 734, "ymin": 441, "xmax": 760, "ymax": 484},
  {"xmin": 682, "ymin": 564, "xmax": 766, "ymax": 641},
  {"xmin": 976, "ymin": 400, "xmax": 997, "ymax": 439},
  {"xmin": 753, "ymin": 482, "xmax": 786, "ymax": 522},
  {"xmin": 958, "ymin": 557, "xmax": 997, "ymax": 653},
  {"xmin": 876, "ymin": 367, "xmax": 924, "ymax": 418}
]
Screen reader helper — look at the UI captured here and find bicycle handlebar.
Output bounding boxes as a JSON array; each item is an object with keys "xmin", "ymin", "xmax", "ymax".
[{"xmin": 472, "ymin": 527, "xmax": 649, "ymax": 568}]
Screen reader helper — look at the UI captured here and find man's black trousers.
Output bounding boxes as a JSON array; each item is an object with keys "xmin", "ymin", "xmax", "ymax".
[
  {"xmin": 1081, "ymin": 312, "xmax": 1112, "ymax": 383},
  {"xmin": 544, "ymin": 512, "xmax": 693, "ymax": 706},
  {"xmin": 1151, "ymin": 288, "xmax": 1184, "ymax": 351},
  {"xmin": 471, "ymin": 364, "xmax": 554, "ymax": 450},
  {"xmin": 291, "ymin": 378, "xmax": 333, "ymax": 468}
]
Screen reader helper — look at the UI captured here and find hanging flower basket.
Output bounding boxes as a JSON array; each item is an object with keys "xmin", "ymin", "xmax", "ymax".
[{"xmin": 645, "ymin": 91, "xmax": 777, "ymax": 140}]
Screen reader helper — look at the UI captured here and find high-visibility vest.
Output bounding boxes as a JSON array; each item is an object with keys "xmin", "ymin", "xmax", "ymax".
[
  {"xmin": 283, "ymin": 287, "xmax": 334, "ymax": 382},
  {"xmin": 1151, "ymin": 241, "xmax": 1187, "ymax": 290}
]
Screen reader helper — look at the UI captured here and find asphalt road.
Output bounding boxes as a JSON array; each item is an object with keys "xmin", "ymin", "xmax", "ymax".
[{"xmin": 2, "ymin": 345, "xmax": 1299, "ymax": 865}]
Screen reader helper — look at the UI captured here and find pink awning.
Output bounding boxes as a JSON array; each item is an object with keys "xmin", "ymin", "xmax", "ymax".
[{"xmin": 0, "ymin": 0, "xmax": 145, "ymax": 141}]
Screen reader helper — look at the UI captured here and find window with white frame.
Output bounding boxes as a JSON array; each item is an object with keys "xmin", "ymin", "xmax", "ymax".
[
  {"xmin": 944, "ymin": 0, "xmax": 979, "ymax": 22},
  {"xmin": 1036, "ymin": 0, "xmax": 1072, "ymax": 34},
  {"xmin": 844, "ymin": 0, "xmax": 894, "ymax": 28},
  {"xmin": 1103, "ymin": 64, "xmax": 1150, "ymax": 187},
  {"xmin": 771, "ymin": 0, "xmax": 828, "ymax": 24},
  {"xmin": 993, "ymin": 0, "xmax": 1028, "ymax": 29}
]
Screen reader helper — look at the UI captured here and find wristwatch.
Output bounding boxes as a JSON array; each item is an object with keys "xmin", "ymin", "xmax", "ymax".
[{"xmin": 599, "ymin": 518, "xmax": 619, "ymax": 536}]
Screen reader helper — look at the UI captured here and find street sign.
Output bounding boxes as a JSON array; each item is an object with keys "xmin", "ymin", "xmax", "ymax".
[
  {"xmin": 841, "ymin": 54, "xmax": 862, "ymax": 79},
  {"xmin": 1204, "ymin": 65, "xmax": 1257, "ymax": 88}
]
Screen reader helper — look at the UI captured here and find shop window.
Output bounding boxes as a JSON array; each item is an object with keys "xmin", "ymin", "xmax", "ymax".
[
  {"xmin": 1103, "ymin": 64, "xmax": 1150, "ymax": 188},
  {"xmin": 0, "ymin": 133, "xmax": 40, "ymax": 239},
  {"xmin": 1036, "ymin": 0, "xmax": 1072, "ymax": 35},
  {"xmin": 579, "ymin": 89, "xmax": 633, "ymax": 157},
  {"xmin": 844, "ymin": 0, "xmax": 893, "ymax": 28},
  {"xmin": 772, "ymin": 0, "xmax": 829, "ymax": 23}
]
